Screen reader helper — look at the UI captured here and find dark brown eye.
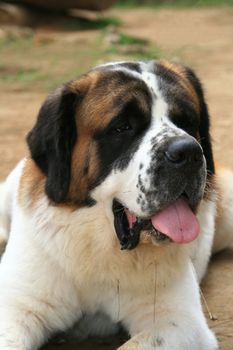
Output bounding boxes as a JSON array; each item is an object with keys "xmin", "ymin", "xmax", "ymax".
[{"xmin": 111, "ymin": 121, "xmax": 132, "ymax": 134}]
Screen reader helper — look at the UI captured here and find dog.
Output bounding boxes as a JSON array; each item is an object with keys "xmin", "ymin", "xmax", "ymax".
[{"xmin": 0, "ymin": 60, "xmax": 232, "ymax": 350}]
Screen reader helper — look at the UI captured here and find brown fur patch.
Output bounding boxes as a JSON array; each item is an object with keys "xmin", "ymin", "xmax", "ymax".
[
  {"xmin": 18, "ymin": 158, "xmax": 45, "ymax": 209},
  {"xmin": 0, "ymin": 238, "xmax": 6, "ymax": 257},
  {"xmin": 18, "ymin": 158, "xmax": 86, "ymax": 210},
  {"xmin": 68, "ymin": 135, "xmax": 99, "ymax": 205},
  {"xmin": 159, "ymin": 60, "xmax": 200, "ymax": 113}
]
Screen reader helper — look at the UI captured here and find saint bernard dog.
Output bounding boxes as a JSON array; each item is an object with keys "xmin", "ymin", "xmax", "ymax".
[{"xmin": 0, "ymin": 60, "xmax": 233, "ymax": 350}]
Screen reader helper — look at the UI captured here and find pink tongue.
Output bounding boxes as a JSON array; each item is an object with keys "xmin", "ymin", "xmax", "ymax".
[{"xmin": 151, "ymin": 198, "xmax": 200, "ymax": 243}]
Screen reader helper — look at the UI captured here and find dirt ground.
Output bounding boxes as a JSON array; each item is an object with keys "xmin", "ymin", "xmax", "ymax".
[{"xmin": 0, "ymin": 6, "xmax": 233, "ymax": 350}]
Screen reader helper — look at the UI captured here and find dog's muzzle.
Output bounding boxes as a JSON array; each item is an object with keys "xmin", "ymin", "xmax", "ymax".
[{"xmin": 113, "ymin": 136, "xmax": 205, "ymax": 250}]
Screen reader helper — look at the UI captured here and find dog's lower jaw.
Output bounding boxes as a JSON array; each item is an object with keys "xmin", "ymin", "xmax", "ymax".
[{"xmin": 140, "ymin": 230, "xmax": 171, "ymax": 246}]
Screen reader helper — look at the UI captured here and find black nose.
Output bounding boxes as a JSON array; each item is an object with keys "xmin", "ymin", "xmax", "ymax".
[{"xmin": 165, "ymin": 137, "xmax": 203, "ymax": 168}]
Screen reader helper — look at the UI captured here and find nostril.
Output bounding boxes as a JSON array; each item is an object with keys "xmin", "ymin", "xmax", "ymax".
[
  {"xmin": 165, "ymin": 149, "xmax": 186, "ymax": 164},
  {"xmin": 164, "ymin": 137, "xmax": 203, "ymax": 167}
]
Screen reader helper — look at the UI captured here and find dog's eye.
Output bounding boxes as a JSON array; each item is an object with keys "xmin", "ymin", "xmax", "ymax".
[{"xmin": 110, "ymin": 121, "xmax": 132, "ymax": 134}]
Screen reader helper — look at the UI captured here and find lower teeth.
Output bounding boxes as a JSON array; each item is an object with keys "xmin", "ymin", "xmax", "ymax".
[
  {"xmin": 128, "ymin": 215, "xmax": 170, "ymax": 242},
  {"xmin": 145, "ymin": 228, "xmax": 168, "ymax": 241}
]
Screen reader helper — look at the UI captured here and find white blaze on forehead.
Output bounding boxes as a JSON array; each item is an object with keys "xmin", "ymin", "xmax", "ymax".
[
  {"xmin": 141, "ymin": 70, "xmax": 169, "ymax": 127},
  {"xmin": 96, "ymin": 61, "xmax": 129, "ymax": 71}
]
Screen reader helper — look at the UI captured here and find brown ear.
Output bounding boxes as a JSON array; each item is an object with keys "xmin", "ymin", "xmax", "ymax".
[
  {"xmin": 27, "ymin": 84, "xmax": 79, "ymax": 203},
  {"xmin": 185, "ymin": 67, "xmax": 215, "ymax": 176}
]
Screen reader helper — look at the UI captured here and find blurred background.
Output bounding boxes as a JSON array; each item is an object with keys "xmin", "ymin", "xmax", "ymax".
[
  {"xmin": 0, "ymin": 0, "xmax": 232, "ymax": 178},
  {"xmin": 0, "ymin": 0, "xmax": 232, "ymax": 349}
]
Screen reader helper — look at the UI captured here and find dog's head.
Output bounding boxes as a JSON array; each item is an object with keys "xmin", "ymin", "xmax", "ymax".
[{"xmin": 27, "ymin": 60, "xmax": 214, "ymax": 249}]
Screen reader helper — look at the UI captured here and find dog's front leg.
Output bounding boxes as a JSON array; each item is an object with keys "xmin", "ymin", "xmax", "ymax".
[
  {"xmin": 0, "ymin": 272, "xmax": 80, "ymax": 350},
  {"xmin": 0, "ymin": 279, "xmax": 80, "ymax": 350},
  {"xmin": 118, "ymin": 263, "xmax": 218, "ymax": 350},
  {"xmin": 0, "ymin": 239, "xmax": 81, "ymax": 350}
]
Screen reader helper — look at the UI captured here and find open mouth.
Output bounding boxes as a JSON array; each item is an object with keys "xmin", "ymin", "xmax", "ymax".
[{"xmin": 113, "ymin": 196, "xmax": 200, "ymax": 250}]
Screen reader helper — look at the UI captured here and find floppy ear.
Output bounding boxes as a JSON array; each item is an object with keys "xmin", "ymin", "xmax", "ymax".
[
  {"xmin": 185, "ymin": 68, "xmax": 215, "ymax": 175},
  {"xmin": 27, "ymin": 85, "xmax": 78, "ymax": 203}
]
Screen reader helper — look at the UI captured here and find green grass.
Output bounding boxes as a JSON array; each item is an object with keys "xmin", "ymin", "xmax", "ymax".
[
  {"xmin": 115, "ymin": 0, "xmax": 233, "ymax": 8},
  {"xmin": 102, "ymin": 28, "xmax": 162, "ymax": 61},
  {"xmin": 62, "ymin": 16, "xmax": 122, "ymax": 31},
  {"xmin": 105, "ymin": 32, "xmax": 161, "ymax": 60},
  {"xmin": 0, "ymin": 66, "xmax": 47, "ymax": 84},
  {"xmin": 0, "ymin": 29, "xmax": 162, "ymax": 92},
  {"xmin": 0, "ymin": 14, "xmax": 125, "ymax": 91},
  {"xmin": 117, "ymin": 33, "xmax": 149, "ymax": 46},
  {"xmin": 0, "ymin": 35, "xmax": 100, "ymax": 91}
]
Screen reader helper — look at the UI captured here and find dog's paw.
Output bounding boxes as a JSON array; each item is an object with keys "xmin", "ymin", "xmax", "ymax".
[{"xmin": 117, "ymin": 326, "xmax": 218, "ymax": 350}]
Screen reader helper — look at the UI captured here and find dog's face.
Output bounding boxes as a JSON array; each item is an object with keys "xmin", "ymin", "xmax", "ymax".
[{"xmin": 27, "ymin": 60, "xmax": 215, "ymax": 248}]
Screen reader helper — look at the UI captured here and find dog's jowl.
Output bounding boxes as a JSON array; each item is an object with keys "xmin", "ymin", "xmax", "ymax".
[{"xmin": 1, "ymin": 60, "xmax": 233, "ymax": 350}]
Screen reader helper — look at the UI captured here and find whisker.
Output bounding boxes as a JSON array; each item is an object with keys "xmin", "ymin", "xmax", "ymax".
[{"xmin": 190, "ymin": 262, "xmax": 217, "ymax": 321}]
